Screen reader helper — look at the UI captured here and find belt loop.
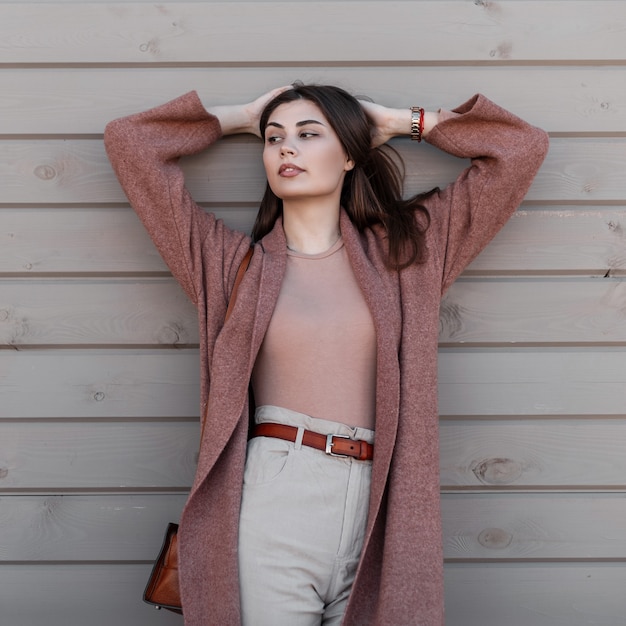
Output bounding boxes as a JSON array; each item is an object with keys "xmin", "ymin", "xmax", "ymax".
[{"xmin": 294, "ymin": 426, "xmax": 305, "ymax": 450}]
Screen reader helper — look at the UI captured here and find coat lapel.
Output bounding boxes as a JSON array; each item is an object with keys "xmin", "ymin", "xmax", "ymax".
[
  {"xmin": 339, "ymin": 211, "xmax": 402, "ymax": 533},
  {"xmin": 193, "ymin": 220, "xmax": 287, "ymax": 486}
]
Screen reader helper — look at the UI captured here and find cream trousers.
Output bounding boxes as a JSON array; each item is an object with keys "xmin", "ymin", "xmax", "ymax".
[{"xmin": 238, "ymin": 406, "xmax": 374, "ymax": 626}]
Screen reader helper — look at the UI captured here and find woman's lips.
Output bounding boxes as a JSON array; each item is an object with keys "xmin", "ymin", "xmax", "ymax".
[{"xmin": 279, "ymin": 164, "xmax": 304, "ymax": 177}]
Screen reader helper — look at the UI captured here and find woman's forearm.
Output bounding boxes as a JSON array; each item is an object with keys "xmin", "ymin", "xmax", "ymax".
[
  {"xmin": 205, "ymin": 104, "xmax": 258, "ymax": 137},
  {"xmin": 204, "ymin": 85, "xmax": 292, "ymax": 137},
  {"xmin": 379, "ymin": 108, "xmax": 456, "ymax": 139}
]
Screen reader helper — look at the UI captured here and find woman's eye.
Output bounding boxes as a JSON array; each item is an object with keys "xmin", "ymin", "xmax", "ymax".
[
  {"xmin": 300, "ymin": 131, "xmax": 318, "ymax": 139},
  {"xmin": 266, "ymin": 135, "xmax": 282, "ymax": 144}
]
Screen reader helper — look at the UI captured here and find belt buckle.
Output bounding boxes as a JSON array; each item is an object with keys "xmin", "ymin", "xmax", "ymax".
[{"xmin": 325, "ymin": 433, "xmax": 351, "ymax": 457}]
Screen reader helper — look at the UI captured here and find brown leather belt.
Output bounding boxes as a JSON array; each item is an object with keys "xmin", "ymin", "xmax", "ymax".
[{"xmin": 252, "ymin": 423, "xmax": 374, "ymax": 461}]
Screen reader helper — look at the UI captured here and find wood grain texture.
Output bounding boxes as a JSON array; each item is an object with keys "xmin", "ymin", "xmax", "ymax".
[
  {"xmin": 0, "ymin": 207, "xmax": 255, "ymax": 275},
  {"xmin": 0, "ymin": 350, "xmax": 200, "ymax": 418},
  {"xmin": 0, "ymin": 494, "xmax": 187, "ymax": 560},
  {"xmin": 3, "ymin": 277, "xmax": 626, "ymax": 346},
  {"xmin": 2, "ymin": 418, "xmax": 625, "ymax": 491},
  {"xmin": 465, "ymin": 207, "xmax": 626, "ymax": 274},
  {"xmin": 442, "ymin": 493, "xmax": 626, "ymax": 559},
  {"xmin": 0, "ymin": 278, "xmax": 198, "ymax": 346},
  {"xmin": 2, "ymin": 562, "xmax": 625, "ymax": 626},
  {"xmin": 445, "ymin": 563, "xmax": 626, "ymax": 626},
  {"xmin": 438, "ymin": 349, "xmax": 626, "ymax": 416},
  {"xmin": 3, "ymin": 349, "xmax": 625, "ymax": 419},
  {"xmin": 440, "ymin": 419, "xmax": 626, "ymax": 488},
  {"xmin": 441, "ymin": 278, "xmax": 626, "ymax": 344},
  {"xmin": 1, "ymin": 2, "xmax": 625, "ymax": 63},
  {"xmin": 3, "ymin": 492, "xmax": 625, "ymax": 562},
  {"xmin": 2, "ymin": 207, "xmax": 625, "ymax": 275},
  {"xmin": 1, "ymin": 66, "xmax": 623, "ymax": 134},
  {"xmin": 3, "ymin": 137, "xmax": 626, "ymax": 204},
  {"xmin": 0, "ymin": 421, "xmax": 198, "ymax": 490},
  {"xmin": 0, "ymin": 564, "xmax": 183, "ymax": 626}
]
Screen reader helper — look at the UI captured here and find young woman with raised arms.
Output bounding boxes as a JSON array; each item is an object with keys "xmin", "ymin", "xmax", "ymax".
[{"xmin": 105, "ymin": 82, "xmax": 548, "ymax": 625}]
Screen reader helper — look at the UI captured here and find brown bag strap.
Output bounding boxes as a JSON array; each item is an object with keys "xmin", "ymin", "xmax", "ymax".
[
  {"xmin": 225, "ymin": 246, "xmax": 253, "ymax": 322},
  {"xmin": 200, "ymin": 246, "xmax": 253, "ymax": 440}
]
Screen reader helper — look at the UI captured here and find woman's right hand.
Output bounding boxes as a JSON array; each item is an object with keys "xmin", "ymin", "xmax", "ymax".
[{"xmin": 206, "ymin": 85, "xmax": 292, "ymax": 137}]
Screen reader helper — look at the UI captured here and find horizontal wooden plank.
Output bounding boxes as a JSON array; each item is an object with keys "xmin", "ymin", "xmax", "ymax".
[
  {"xmin": 441, "ymin": 277, "xmax": 626, "ymax": 344},
  {"xmin": 2, "ymin": 348, "xmax": 625, "ymax": 418},
  {"xmin": 2, "ymin": 276, "xmax": 626, "ymax": 347},
  {"xmin": 438, "ymin": 348, "xmax": 626, "ymax": 416},
  {"xmin": 0, "ymin": 350, "xmax": 200, "ymax": 418},
  {"xmin": 0, "ymin": 494, "xmax": 187, "ymax": 560},
  {"xmin": 1, "ymin": 561, "xmax": 624, "ymax": 626},
  {"xmin": 445, "ymin": 563, "xmax": 626, "ymax": 626},
  {"xmin": 2, "ymin": 67, "xmax": 624, "ymax": 134},
  {"xmin": 442, "ymin": 493, "xmax": 626, "ymax": 559},
  {"xmin": 2, "ymin": 206, "xmax": 625, "ymax": 275},
  {"xmin": 3, "ymin": 492, "xmax": 625, "ymax": 561},
  {"xmin": 440, "ymin": 419, "xmax": 626, "ymax": 488},
  {"xmin": 1, "ymin": 2, "xmax": 625, "ymax": 63},
  {"xmin": 1, "ymin": 137, "xmax": 266, "ymax": 204},
  {"xmin": 3, "ymin": 418, "xmax": 625, "ymax": 490},
  {"xmin": 466, "ymin": 207, "xmax": 626, "ymax": 274},
  {"xmin": 2, "ymin": 137, "xmax": 625, "ymax": 204},
  {"xmin": 0, "ymin": 278, "xmax": 197, "ymax": 346},
  {"xmin": 0, "ymin": 421, "xmax": 198, "ymax": 490},
  {"xmin": 0, "ymin": 564, "xmax": 183, "ymax": 626},
  {"xmin": 0, "ymin": 207, "xmax": 254, "ymax": 274}
]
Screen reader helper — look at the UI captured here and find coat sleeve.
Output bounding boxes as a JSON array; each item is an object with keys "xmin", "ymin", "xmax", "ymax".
[
  {"xmin": 103, "ymin": 91, "xmax": 249, "ymax": 307},
  {"xmin": 423, "ymin": 94, "xmax": 549, "ymax": 294}
]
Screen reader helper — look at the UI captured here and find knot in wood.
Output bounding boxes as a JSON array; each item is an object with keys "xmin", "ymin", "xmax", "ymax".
[
  {"xmin": 472, "ymin": 457, "xmax": 523, "ymax": 485},
  {"xmin": 34, "ymin": 164, "xmax": 57, "ymax": 181},
  {"xmin": 478, "ymin": 527, "xmax": 513, "ymax": 549}
]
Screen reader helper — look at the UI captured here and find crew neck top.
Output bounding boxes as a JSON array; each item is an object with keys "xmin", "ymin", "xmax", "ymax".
[{"xmin": 252, "ymin": 238, "xmax": 377, "ymax": 429}]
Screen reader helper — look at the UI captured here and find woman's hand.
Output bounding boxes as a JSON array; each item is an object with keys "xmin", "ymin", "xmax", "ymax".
[
  {"xmin": 359, "ymin": 100, "xmax": 407, "ymax": 148},
  {"xmin": 359, "ymin": 99, "xmax": 459, "ymax": 147},
  {"xmin": 206, "ymin": 85, "xmax": 292, "ymax": 137}
]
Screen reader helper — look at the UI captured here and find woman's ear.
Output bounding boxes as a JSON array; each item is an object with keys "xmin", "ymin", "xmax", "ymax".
[{"xmin": 345, "ymin": 157, "xmax": 355, "ymax": 172}]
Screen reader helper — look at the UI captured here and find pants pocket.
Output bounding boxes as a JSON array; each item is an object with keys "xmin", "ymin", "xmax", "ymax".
[{"xmin": 243, "ymin": 437, "xmax": 293, "ymax": 487}]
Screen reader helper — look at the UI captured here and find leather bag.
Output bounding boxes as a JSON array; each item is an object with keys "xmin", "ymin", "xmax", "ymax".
[{"xmin": 143, "ymin": 247, "xmax": 253, "ymax": 613}]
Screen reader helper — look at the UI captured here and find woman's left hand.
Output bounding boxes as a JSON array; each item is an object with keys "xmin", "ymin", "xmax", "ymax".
[{"xmin": 359, "ymin": 100, "xmax": 407, "ymax": 148}]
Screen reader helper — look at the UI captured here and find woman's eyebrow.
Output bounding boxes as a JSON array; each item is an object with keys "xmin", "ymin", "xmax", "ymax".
[{"xmin": 266, "ymin": 119, "xmax": 325, "ymax": 129}]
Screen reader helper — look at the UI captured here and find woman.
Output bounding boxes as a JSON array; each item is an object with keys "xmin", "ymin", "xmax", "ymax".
[{"xmin": 104, "ymin": 83, "xmax": 548, "ymax": 625}]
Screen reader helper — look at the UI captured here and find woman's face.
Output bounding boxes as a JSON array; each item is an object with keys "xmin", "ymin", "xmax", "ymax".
[{"xmin": 262, "ymin": 99, "xmax": 354, "ymax": 206}]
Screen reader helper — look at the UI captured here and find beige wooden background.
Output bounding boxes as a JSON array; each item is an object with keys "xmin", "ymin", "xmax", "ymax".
[{"xmin": 1, "ymin": 2, "xmax": 625, "ymax": 625}]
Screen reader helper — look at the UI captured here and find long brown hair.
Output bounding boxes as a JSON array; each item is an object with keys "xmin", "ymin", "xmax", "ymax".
[{"xmin": 252, "ymin": 84, "xmax": 434, "ymax": 269}]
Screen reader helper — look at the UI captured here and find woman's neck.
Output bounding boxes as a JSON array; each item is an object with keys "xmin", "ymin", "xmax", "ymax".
[{"xmin": 282, "ymin": 201, "xmax": 341, "ymax": 255}]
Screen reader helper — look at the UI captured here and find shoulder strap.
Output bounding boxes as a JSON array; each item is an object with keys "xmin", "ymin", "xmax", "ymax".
[{"xmin": 225, "ymin": 246, "xmax": 253, "ymax": 322}]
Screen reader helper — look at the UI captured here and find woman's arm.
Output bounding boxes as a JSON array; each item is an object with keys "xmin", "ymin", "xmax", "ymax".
[
  {"xmin": 424, "ymin": 94, "xmax": 549, "ymax": 292},
  {"xmin": 359, "ymin": 100, "xmax": 460, "ymax": 147},
  {"xmin": 362, "ymin": 95, "xmax": 548, "ymax": 291},
  {"xmin": 104, "ymin": 87, "xmax": 287, "ymax": 306},
  {"xmin": 205, "ymin": 86, "xmax": 291, "ymax": 137},
  {"xmin": 104, "ymin": 92, "xmax": 233, "ymax": 305}
]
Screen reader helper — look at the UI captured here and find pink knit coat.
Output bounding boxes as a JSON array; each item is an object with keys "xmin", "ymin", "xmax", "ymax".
[{"xmin": 104, "ymin": 91, "xmax": 548, "ymax": 625}]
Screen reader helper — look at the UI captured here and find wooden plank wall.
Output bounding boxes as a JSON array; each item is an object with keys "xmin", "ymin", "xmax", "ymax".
[{"xmin": 1, "ymin": 1, "xmax": 625, "ymax": 624}]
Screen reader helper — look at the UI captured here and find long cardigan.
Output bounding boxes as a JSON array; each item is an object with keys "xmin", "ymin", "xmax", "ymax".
[{"xmin": 104, "ymin": 91, "xmax": 548, "ymax": 625}]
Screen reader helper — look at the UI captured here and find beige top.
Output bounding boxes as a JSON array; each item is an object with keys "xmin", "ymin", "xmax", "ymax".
[{"xmin": 252, "ymin": 237, "xmax": 377, "ymax": 429}]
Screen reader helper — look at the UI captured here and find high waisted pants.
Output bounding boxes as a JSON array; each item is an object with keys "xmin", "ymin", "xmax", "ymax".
[{"xmin": 238, "ymin": 406, "xmax": 374, "ymax": 626}]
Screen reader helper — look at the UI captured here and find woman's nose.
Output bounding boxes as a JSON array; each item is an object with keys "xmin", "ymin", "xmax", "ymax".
[{"xmin": 280, "ymin": 142, "xmax": 296, "ymax": 157}]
